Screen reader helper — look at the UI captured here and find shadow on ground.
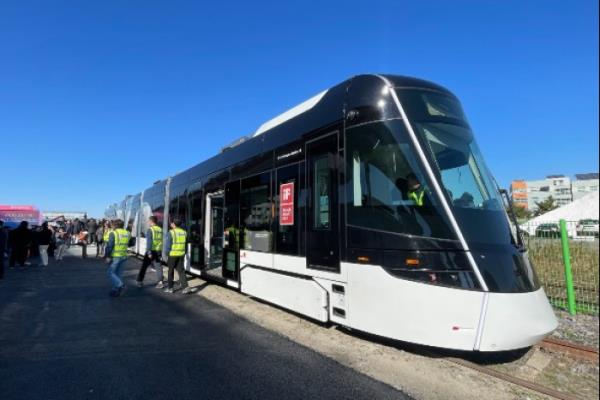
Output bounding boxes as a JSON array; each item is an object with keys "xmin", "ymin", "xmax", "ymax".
[{"xmin": 0, "ymin": 249, "xmax": 410, "ymax": 400}]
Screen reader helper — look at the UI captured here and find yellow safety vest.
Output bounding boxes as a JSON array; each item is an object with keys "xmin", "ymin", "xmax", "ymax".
[
  {"xmin": 111, "ymin": 228, "xmax": 130, "ymax": 258},
  {"xmin": 103, "ymin": 229, "xmax": 112, "ymax": 242},
  {"xmin": 150, "ymin": 225, "xmax": 163, "ymax": 252},
  {"xmin": 169, "ymin": 227, "xmax": 186, "ymax": 257},
  {"xmin": 408, "ymin": 188, "xmax": 426, "ymax": 207}
]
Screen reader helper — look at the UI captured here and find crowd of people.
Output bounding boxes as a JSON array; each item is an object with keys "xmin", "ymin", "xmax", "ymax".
[
  {"xmin": 0, "ymin": 216, "xmax": 193, "ymax": 300},
  {"xmin": 0, "ymin": 217, "xmax": 110, "ymax": 279}
]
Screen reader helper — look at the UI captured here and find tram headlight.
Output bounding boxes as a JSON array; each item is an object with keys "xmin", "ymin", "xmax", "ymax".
[{"xmin": 382, "ymin": 250, "xmax": 480, "ymax": 290}]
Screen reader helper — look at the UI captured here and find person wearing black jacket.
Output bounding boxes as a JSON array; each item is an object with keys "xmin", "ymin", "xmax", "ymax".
[
  {"xmin": 87, "ymin": 219, "xmax": 98, "ymax": 245},
  {"xmin": 73, "ymin": 219, "xmax": 82, "ymax": 235},
  {"xmin": 9, "ymin": 221, "xmax": 32, "ymax": 268},
  {"xmin": 38, "ymin": 222, "xmax": 53, "ymax": 266},
  {"xmin": 0, "ymin": 220, "xmax": 7, "ymax": 279}
]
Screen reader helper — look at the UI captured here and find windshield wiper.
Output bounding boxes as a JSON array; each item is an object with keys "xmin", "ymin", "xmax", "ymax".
[{"xmin": 497, "ymin": 186, "xmax": 526, "ymax": 251}]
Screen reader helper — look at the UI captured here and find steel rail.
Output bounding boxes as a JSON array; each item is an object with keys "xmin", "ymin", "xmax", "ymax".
[
  {"xmin": 444, "ymin": 356, "xmax": 580, "ymax": 400},
  {"xmin": 540, "ymin": 338, "xmax": 599, "ymax": 363}
]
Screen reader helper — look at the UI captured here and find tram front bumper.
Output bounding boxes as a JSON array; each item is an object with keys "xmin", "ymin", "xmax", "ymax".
[{"xmin": 477, "ymin": 287, "xmax": 558, "ymax": 352}]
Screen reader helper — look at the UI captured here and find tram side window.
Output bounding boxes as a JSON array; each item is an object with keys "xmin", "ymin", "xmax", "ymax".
[
  {"xmin": 189, "ymin": 191, "xmax": 203, "ymax": 236},
  {"xmin": 169, "ymin": 195, "xmax": 187, "ymax": 228},
  {"xmin": 130, "ymin": 204, "xmax": 140, "ymax": 236},
  {"xmin": 189, "ymin": 190, "xmax": 203, "ymax": 263},
  {"xmin": 240, "ymin": 172, "xmax": 272, "ymax": 252},
  {"xmin": 169, "ymin": 198, "xmax": 178, "ymax": 225},
  {"xmin": 313, "ymin": 156, "xmax": 331, "ymax": 230},
  {"xmin": 153, "ymin": 202, "xmax": 165, "ymax": 227},
  {"xmin": 140, "ymin": 195, "xmax": 163, "ymax": 237},
  {"xmin": 127, "ymin": 207, "xmax": 136, "ymax": 233},
  {"xmin": 345, "ymin": 120, "xmax": 453, "ymax": 239},
  {"xmin": 180, "ymin": 195, "xmax": 189, "ymax": 228},
  {"xmin": 275, "ymin": 164, "xmax": 299, "ymax": 255}
]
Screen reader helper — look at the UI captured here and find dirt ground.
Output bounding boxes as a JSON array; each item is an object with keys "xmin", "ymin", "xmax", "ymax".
[
  {"xmin": 490, "ymin": 346, "xmax": 599, "ymax": 400},
  {"xmin": 552, "ymin": 309, "xmax": 599, "ymax": 349},
  {"xmin": 137, "ymin": 267, "xmax": 555, "ymax": 400}
]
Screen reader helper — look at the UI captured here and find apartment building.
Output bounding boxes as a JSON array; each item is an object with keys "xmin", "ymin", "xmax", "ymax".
[
  {"xmin": 572, "ymin": 173, "xmax": 600, "ymax": 201},
  {"xmin": 510, "ymin": 173, "xmax": 599, "ymax": 211}
]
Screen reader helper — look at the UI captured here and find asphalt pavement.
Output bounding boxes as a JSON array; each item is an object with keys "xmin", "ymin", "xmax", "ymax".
[{"xmin": 0, "ymin": 249, "xmax": 410, "ymax": 400}]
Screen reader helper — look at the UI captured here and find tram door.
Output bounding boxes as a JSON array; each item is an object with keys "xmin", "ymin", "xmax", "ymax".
[
  {"xmin": 188, "ymin": 189, "xmax": 204, "ymax": 269},
  {"xmin": 204, "ymin": 191, "xmax": 224, "ymax": 275},
  {"xmin": 306, "ymin": 133, "xmax": 340, "ymax": 271},
  {"xmin": 222, "ymin": 181, "xmax": 240, "ymax": 281}
]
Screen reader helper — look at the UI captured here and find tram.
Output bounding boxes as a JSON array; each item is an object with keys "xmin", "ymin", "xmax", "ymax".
[{"xmin": 108, "ymin": 74, "xmax": 557, "ymax": 351}]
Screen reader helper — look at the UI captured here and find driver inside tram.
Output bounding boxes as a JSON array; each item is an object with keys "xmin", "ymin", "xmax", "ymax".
[{"xmin": 406, "ymin": 173, "xmax": 427, "ymax": 207}]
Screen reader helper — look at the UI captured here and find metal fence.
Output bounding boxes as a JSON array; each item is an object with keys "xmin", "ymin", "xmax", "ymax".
[{"xmin": 521, "ymin": 219, "xmax": 599, "ymax": 315}]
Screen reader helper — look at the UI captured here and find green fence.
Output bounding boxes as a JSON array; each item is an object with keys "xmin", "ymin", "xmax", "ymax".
[{"xmin": 521, "ymin": 219, "xmax": 599, "ymax": 315}]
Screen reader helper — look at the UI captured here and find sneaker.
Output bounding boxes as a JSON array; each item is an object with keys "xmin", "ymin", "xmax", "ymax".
[
  {"xmin": 136, "ymin": 280, "xmax": 143, "ymax": 288},
  {"xmin": 163, "ymin": 287, "xmax": 174, "ymax": 294},
  {"xmin": 155, "ymin": 281, "xmax": 164, "ymax": 289},
  {"xmin": 181, "ymin": 287, "xmax": 194, "ymax": 295},
  {"xmin": 109, "ymin": 288, "xmax": 120, "ymax": 297}
]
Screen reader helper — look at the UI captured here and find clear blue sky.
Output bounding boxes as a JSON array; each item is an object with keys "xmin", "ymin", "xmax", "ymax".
[{"xmin": 1, "ymin": 0, "xmax": 598, "ymax": 217}]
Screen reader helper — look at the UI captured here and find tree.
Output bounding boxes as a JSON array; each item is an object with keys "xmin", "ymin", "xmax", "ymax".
[
  {"xmin": 508, "ymin": 204, "xmax": 531, "ymax": 221},
  {"xmin": 534, "ymin": 196, "xmax": 559, "ymax": 217}
]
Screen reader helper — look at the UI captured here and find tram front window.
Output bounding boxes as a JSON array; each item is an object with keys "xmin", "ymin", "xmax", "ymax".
[
  {"xmin": 420, "ymin": 122, "xmax": 503, "ymax": 212},
  {"xmin": 346, "ymin": 120, "xmax": 454, "ymax": 240},
  {"xmin": 396, "ymin": 88, "xmax": 540, "ymax": 292}
]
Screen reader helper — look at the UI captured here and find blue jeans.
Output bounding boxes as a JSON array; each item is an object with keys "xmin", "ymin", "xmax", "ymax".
[{"xmin": 107, "ymin": 257, "xmax": 127, "ymax": 289}]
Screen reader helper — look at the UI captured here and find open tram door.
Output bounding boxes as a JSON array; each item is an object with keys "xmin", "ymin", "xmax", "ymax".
[
  {"xmin": 306, "ymin": 132, "xmax": 340, "ymax": 271},
  {"xmin": 204, "ymin": 190, "xmax": 224, "ymax": 278},
  {"xmin": 222, "ymin": 180, "xmax": 240, "ymax": 282},
  {"xmin": 203, "ymin": 183, "xmax": 240, "ymax": 284}
]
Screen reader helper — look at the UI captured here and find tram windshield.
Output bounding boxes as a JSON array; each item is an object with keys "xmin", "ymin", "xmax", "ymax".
[
  {"xmin": 419, "ymin": 122, "xmax": 502, "ymax": 212},
  {"xmin": 346, "ymin": 120, "xmax": 455, "ymax": 240},
  {"xmin": 397, "ymin": 88, "xmax": 515, "ymax": 247}
]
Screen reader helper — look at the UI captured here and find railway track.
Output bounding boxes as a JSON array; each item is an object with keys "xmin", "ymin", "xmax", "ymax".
[
  {"xmin": 540, "ymin": 337, "xmax": 599, "ymax": 363},
  {"xmin": 444, "ymin": 356, "xmax": 580, "ymax": 400},
  {"xmin": 433, "ymin": 338, "xmax": 598, "ymax": 400}
]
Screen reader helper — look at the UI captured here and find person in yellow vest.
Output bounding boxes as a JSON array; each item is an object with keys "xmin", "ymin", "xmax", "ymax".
[
  {"xmin": 105, "ymin": 219, "xmax": 130, "ymax": 297},
  {"xmin": 99, "ymin": 220, "xmax": 112, "ymax": 258},
  {"xmin": 136, "ymin": 216, "xmax": 165, "ymax": 288},
  {"xmin": 164, "ymin": 218, "xmax": 192, "ymax": 294},
  {"xmin": 406, "ymin": 173, "xmax": 427, "ymax": 207}
]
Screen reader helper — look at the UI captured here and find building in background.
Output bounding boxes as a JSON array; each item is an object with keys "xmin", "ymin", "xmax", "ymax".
[
  {"xmin": 510, "ymin": 173, "xmax": 599, "ymax": 211},
  {"xmin": 43, "ymin": 211, "xmax": 88, "ymax": 221},
  {"xmin": 571, "ymin": 173, "xmax": 600, "ymax": 201},
  {"xmin": 0, "ymin": 205, "xmax": 43, "ymax": 228},
  {"xmin": 510, "ymin": 180, "xmax": 529, "ymax": 209}
]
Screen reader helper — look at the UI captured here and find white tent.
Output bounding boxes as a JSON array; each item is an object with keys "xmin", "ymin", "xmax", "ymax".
[{"xmin": 521, "ymin": 191, "xmax": 599, "ymax": 237}]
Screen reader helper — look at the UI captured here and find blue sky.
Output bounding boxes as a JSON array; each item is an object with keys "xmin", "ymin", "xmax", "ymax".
[{"xmin": 0, "ymin": 0, "xmax": 598, "ymax": 217}]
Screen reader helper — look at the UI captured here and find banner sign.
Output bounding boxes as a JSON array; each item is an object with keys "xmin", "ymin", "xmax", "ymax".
[
  {"xmin": 0, "ymin": 207, "xmax": 42, "ymax": 228},
  {"xmin": 0, "ymin": 205, "xmax": 35, "ymax": 211},
  {"xmin": 279, "ymin": 182, "xmax": 295, "ymax": 226}
]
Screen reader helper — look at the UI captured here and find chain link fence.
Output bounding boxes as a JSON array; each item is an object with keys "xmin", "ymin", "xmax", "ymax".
[{"xmin": 521, "ymin": 219, "xmax": 599, "ymax": 315}]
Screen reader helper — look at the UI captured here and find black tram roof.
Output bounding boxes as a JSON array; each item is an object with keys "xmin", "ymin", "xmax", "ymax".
[{"xmin": 152, "ymin": 74, "xmax": 455, "ymax": 198}]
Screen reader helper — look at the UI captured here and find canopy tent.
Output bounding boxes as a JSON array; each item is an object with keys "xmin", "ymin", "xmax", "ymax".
[{"xmin": 521, "ymin": 192, "xmax": 599, "ymax": 237}]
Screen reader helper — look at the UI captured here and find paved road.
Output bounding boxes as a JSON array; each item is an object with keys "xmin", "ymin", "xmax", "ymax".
[{"xmin": 0, "ymin": 250, "xmax": 410, "ymax": 400}]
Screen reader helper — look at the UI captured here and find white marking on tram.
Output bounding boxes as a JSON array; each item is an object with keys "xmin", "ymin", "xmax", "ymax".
[
  {"xmin": 474, "ymin": 292, "xmax": 490, "ymax": 350},
  {"xmin": 253, "ymin": 90, "xmax": 328, "ymax": 137}
]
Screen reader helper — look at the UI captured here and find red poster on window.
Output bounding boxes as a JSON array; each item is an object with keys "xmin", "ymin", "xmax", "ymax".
[{"xmin": 279, "ymin": 182, "xmax": 295, "ymax": 226}]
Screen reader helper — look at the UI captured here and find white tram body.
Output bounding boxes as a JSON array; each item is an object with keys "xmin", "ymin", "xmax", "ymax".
[{"xmin": 109, "ymin": 75, "xmax": 557, "ymax": 351}]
